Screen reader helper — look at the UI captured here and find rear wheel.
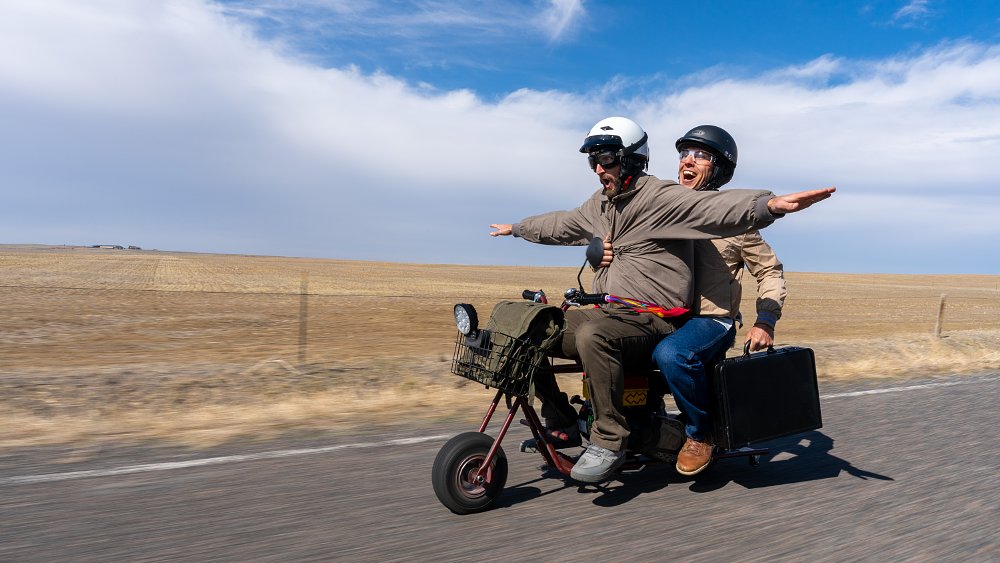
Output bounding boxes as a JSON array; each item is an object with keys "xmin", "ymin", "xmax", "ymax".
[{"xmin": 432, "ymin": 432, "xmax": 508, "ymax": 514}]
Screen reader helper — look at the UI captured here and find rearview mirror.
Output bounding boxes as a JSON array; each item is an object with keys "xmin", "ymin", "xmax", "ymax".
[{"xmin": 585, "ymin": 236, "xmax": 604, "ymax": 271}]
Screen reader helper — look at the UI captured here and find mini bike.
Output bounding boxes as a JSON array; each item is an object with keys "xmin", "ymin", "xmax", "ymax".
[{"xmin": 431, "ymin": 239, "xmax": 769, "ymax": 514}]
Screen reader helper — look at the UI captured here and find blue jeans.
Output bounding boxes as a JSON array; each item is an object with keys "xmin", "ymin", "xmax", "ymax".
[{"xmin": 652, "ymin": 317, "xmax": 736, "ymax": 442}]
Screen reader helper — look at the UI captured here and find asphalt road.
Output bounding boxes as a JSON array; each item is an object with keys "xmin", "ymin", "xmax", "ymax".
[{"xmin": 1, "ymin": 374, "xmax": 997, "ymax": 561}]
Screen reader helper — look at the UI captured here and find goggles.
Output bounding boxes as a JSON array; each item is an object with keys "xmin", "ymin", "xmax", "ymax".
[
  {"xmin": 587, "ymin": 149, "xmax": 621, "ymax": 171},
  {"xmin": 678, "ymin": 148, "xmax": 716, "ymax": 164}
]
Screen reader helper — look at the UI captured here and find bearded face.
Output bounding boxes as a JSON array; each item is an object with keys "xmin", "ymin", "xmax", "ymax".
[{"xmin": 599, "ymin": 167, "xmax": 625, "ymax": 198}]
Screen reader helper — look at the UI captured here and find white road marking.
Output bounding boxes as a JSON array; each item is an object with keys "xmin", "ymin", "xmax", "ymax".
[
  {"xmin": 820, "ymin": 374, "xmax": 998, "ymax": 399},
  {"xmin": 0, "ymin": 435, "xmax": 451, "ymax": 485},
  {"xmin": 2, "ymin": 375, "xmax": 997, "ymax": 486}
]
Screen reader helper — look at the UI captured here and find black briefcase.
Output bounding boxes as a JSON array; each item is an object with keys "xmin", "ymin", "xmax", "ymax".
[{"xmin": 712, "ymin": 344, "xmax": 822, "ymax": 450}]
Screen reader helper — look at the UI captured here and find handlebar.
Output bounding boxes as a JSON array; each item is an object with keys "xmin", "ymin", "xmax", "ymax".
[
  {"xmin": 521, "ymin": 289, "xmax": 548, "ymax": 304},
  {"xmin": 522, "ymin": 288, "xmax": 607, "ymax": 307},
  {"xmin": 523, "ymin": 287, "xmax": 688, "ymax": 318},
  {"xmin": 562, "ymin": 288, "xmax": 608, "ymax": 306}
]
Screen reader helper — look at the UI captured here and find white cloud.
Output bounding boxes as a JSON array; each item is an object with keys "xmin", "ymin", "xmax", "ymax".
[
  {"xmin": 537, "ymin": 0, "xmax": 585, "ymax": 42},
  {"xmin": 636, "ymin": 42, "xmax": 1000, "ymax": 194},
  {"xmin": 893, "ymin": 0, "xmax": 931, "ymax": 25},
  {"xmin": 217, "ymin": 0, "xmax": 583, "ymax": 46},
  {"xmin": 766, "ymin": 54, "xmax": 845, "ymax": 82},
  {"xmin": 1, "ymin": 0, "xmax": 998, "ymax": 273}
]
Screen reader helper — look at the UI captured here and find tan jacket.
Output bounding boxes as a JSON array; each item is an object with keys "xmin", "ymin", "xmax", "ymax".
[
  {"xmin": 513, "ymin": 174, "xmax": 778, "ymax": 309},
  {"xmin": 693, "ymin": 230, "xmax": 786, "ymax": 327}
]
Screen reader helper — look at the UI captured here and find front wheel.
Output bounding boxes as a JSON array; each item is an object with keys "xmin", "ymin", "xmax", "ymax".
[{"xmin": 432, "ymin": 432, "xmax": 508, "ymax": 514}]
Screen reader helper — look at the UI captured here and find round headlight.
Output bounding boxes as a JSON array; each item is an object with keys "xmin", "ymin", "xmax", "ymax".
[{"xmin": 453, "ymin": 304, "xmax": 478, "ymax": 336}]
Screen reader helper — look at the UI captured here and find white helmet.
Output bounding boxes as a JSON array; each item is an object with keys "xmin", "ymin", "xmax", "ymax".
[{"xmin": 579, "ymin": 116, "xmax": 649, "ymax": 171}]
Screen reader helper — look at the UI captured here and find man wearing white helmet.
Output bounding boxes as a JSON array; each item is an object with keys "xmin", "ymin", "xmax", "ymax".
[{"xmin": 490, "ymin": 116, "xmax": 834, "ymax": 483}]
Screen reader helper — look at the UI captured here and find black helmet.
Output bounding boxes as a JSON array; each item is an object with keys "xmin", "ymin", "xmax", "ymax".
[{"xmin": 675, "ymin": 125, "xmax": 737, "ymax": 190}]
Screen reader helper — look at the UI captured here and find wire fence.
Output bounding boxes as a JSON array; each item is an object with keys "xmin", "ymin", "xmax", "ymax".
[
  {"xmin": 3, "ymin": 282, "xmax": 1000, "ymax": 375},
  {"xmin": 4, "ymin": 282, "xmax": 1000, "ymax": 300}
]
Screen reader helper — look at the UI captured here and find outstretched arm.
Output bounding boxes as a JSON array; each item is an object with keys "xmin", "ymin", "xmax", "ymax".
[{"xmin": 767, "ymin": 187, "xmax": 836, "ymax": 214}]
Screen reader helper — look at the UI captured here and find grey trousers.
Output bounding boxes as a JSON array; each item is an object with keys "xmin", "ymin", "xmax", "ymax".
[{"xmin": 535, "ymin": 307, "xmax": 677, "ymax": 452}]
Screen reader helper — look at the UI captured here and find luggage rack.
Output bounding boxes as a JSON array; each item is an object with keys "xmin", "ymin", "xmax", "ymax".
[{"xmin": 451, "ymin": 330, "xmax": 548, "ymax": 397}]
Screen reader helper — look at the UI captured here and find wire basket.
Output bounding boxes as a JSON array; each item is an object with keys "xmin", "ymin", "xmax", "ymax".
[{"xmin": 451, "ymin": 330, "xmax": 549, "ymax": 397}]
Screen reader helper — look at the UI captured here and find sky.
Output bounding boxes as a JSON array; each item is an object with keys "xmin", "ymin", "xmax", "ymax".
[{"xmin": 2, "ymin": 0, "xmax": 999, "ymax": 274}]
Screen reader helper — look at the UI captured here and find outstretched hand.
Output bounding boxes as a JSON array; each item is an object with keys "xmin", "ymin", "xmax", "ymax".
[
  {"xmin": 767, "ymin": 187, "xmax": 836, "ymax": 214},
  {"xmin": 489, "ymin": 223, "xmax": 513, "ymax": 237}
]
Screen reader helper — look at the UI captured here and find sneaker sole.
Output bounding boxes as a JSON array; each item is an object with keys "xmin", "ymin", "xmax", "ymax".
[{"xmin": 570, "ymin": 456, "xmax": 627, "ymax": 483}]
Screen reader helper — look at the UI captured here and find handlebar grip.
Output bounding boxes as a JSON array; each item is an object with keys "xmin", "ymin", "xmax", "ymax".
[
  {"xmin": 573, "ymin": 293, "xmax": 608, "ymax": 306},
  {"xmin": 521, "ymin": 289, "xmax": 548, "ymax": 304}
]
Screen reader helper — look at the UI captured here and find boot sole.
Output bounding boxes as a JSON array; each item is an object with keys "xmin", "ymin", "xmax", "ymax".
[{"xmin": 675, "ymin": 459, "xmax": 711, "ymax": 476}]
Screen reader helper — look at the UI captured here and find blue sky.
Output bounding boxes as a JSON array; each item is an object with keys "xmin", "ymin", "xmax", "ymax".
[{"xmin": 2, "ymin": 0, "xmax": 999, "ymax": 274}]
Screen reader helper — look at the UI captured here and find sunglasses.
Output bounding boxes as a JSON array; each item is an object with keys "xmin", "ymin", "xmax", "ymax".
[
  {"xmin": 678, "ymin": 148, "xmax": 716, "ymax": 164},
  {"xmin": 587, "ymin": 150, "xmax": 621, "ymax": 171}
]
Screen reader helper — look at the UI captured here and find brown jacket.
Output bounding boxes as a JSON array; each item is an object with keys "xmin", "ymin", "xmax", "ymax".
[
  {"xmin": 693, "ymin": 231, "xmax": 786, "ymax": 327},
  {"xmin": 513, "ymin": 174, "xmax": 778, "ymax": 309}
]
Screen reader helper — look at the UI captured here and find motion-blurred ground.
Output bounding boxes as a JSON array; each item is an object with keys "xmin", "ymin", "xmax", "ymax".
[{"xmin": 3, "ymin": 245, "xmax": 998, "ymax": 450}]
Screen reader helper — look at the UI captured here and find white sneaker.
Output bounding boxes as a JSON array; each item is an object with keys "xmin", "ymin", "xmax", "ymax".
[{"xmin": 570, "ymin": 444, "xmax": 626, "ymax": 483}]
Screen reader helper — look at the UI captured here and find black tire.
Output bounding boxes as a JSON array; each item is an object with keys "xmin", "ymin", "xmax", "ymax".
[{"xmin": 431, "ymin": 432, "xmax": 508, "ymax": 514}]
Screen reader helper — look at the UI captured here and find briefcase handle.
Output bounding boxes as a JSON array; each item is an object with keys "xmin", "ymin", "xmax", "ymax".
[{"xmin": 743, "ymin": 341, "xmax": 776, "ymax": 357}]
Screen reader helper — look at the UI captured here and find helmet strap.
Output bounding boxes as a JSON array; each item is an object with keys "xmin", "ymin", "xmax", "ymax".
[
  {"xmin": 698, "ymin": 162, "xmax": 733, "ymax": 191},
  {"xmin": 604, "ymin": 173, "xmax": 634, "ymax": 199},
  {"xmin": 698, "ymin": 167, "xmax": 721, "ymax": 191}
]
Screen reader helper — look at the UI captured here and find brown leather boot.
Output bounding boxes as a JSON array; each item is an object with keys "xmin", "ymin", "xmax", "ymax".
[{"xmin": 676, "ymin": 437, "xmax": 714, "ymax": 476}]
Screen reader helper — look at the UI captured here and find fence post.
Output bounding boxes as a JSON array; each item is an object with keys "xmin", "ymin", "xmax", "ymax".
[
  {"xmin": 933, "ymin": 294, "xmax": 946, "ymax": 338},
  {"xmin": 299, "ymin": 273, "xmax": 309, "ymax": 365}
]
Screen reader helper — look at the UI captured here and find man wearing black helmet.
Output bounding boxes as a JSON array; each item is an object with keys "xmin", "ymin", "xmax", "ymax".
[
  {"xmin": 653, "ymin": 125, "xmax": 787, "ymax": 477},
  {"xmin": 490, "ymin": 117, "xmax": 833, "ymax": 483}
]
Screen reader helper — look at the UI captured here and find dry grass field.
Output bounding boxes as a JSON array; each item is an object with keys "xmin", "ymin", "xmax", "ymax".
[{"xmin": 2, "ymin": 244, "xmax": 999, "ymax": 451}]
